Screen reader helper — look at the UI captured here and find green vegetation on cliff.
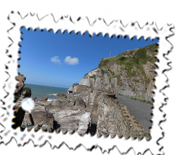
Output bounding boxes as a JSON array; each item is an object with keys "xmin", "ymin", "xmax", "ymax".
[
  {"xmin": 96, "ymin": 43, "xmax": 158, "ymax": 102},
  {"xmin": 98, "ymin": 43, "xmax": 158, "ymax": 84},
  {"xmin": 90, "ymin": 75, "xmax": 96, "ymax": 82},
  {"xmin": 80, "ymin": 43, "xmax": 158, "ymax": 103},
  {"xmin": 98, "ymin": 43, "xmax": 158, "ymax": 69},
  {"xmin": 14, "ymin": 87, "xmax": 31, "ymax": 101},
  {"xmin": 23, "ymin": 87, "xmax": 32, "ymax": 97}
]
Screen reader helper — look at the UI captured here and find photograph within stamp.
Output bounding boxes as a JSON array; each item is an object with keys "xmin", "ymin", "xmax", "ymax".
[{"xmin": 13, "ymin": 27, "xmax": 159, "ymax": 141}]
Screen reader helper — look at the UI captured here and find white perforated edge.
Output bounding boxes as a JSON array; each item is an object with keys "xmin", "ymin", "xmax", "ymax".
[{"xmin": 0, "ymin": 12, "xmax": 173, "ymax": 154}]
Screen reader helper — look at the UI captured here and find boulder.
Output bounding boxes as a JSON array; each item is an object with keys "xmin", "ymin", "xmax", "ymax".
[
  {"xmin": 21, "ymin": 105, "xmax": 54, "ymax": 132},
  {"xmin": 16, "ymin": 81, "xmax": 150, "ymax": 140},
  {"xmin": 53, "ymin": 109, "xmax": 91, "ymax": 135},
  {"xmin": 39, "ymin": 96, "xmax": 48, "ymax": 101},
  {"xmin": 15, "ymin": 73, "xmax": 26, "ymax": 94}
]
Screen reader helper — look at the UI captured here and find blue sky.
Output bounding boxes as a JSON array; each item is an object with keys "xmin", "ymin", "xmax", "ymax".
[{"xmin": 18, "ymin": 27, "xmax": 159, "ymax": 88}]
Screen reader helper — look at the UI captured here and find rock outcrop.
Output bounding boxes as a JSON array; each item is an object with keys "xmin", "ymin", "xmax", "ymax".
[
  {"xmin": 79, "ymin": 43, "xmax": 158, "ymax": 102},
  {"xmin": 14, "ymin": 73, "xmax": 31, "ymax": 111},
  {"xmin": 15, "ymin": 83, "xmax": 151, "ymax": 140},
  {"xmin": 15, "ymin": 73, "xmax": 26, "ymax": 94},
  {"xmin": 97, "ymin": 94, "xmax": 146, "ymax": 140}
]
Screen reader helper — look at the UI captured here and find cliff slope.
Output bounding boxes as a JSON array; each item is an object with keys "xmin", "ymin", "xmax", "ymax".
[{"xmin": 80, "ymin": 43, "xmax": 158, "ymax": 102}]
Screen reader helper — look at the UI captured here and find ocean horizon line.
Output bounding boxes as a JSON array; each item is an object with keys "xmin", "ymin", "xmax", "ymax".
[{"xmin": 25, "ymin": 83, "xmax": 70, "ymax": 89}]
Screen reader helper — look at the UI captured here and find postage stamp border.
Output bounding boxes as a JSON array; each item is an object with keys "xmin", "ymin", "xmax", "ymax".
[{"xmin": 0, "ymin": 11, "xmax": 174, "ymax": 154}]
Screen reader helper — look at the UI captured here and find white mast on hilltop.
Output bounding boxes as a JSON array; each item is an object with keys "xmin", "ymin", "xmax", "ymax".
[{"xmin": 109, "ymin": 50, "xmax": 112, "ymax": 57}]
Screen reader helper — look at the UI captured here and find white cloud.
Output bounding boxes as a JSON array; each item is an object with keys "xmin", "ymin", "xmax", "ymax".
[
  {"xmin": 51, "ymin": 56, "xmax": 61, "ymax": 64},
  {"xmin": 64, "ymin": 56, "xmax": 79, "ymax": 65}
]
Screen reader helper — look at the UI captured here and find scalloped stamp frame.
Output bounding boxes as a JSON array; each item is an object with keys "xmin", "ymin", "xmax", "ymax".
[{"xmin": 0, "ymin": 11, "xmax": 174, "ymax": 154}]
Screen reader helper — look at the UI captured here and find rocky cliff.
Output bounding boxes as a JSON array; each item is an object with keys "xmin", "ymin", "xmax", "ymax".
[
  {"xmin": 14, "ymin": 73, "xmax": 31, "ymax": 102},
  {"xmin": 14, "ymin": 43, "xmax": 157, "ymax": 141},
  {"xmin": 15, "ymin": 73, "xmax": 26, "ymax": 94},
  {"xmin": 14, "ymin": 80, "xmax": 151, "ymax": 140},
  {"xmin": 80, "ymin": 43, "xmax": 158, "ymax": 102}
]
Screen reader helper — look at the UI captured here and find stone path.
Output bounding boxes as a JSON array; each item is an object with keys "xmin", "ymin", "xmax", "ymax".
[{"xmin": 115, "ymin": 94, "xmax": 153, "ymax": 133}]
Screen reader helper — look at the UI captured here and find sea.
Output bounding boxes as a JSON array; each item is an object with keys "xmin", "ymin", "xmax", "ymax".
[{"xmin": 24, "ymin": 83, "xmax": 69, "ymax": 101}]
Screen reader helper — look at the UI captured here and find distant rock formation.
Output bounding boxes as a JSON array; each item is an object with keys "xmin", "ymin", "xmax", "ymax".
[
  {"xmin": 15, "ymin": 73, "xmax": 26, "ymax": 94},
  {"xmin": 14, "ymin": 73, "xmax": 31, "ymax": 102}
]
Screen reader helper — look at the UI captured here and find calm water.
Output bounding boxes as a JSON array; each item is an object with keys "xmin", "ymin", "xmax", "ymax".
[{"xmin": 24, "ymin": 83, "xmax": 68, "ymax": 101}]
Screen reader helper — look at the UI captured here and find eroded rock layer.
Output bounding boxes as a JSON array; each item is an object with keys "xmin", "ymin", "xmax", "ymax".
[
  {"xmin": 15, "ymin": 82, "xmax": 151, "ymax": 140},
  {"xmin": 79, "ymin": 43, "xmax": 158, "ymax": 102}
]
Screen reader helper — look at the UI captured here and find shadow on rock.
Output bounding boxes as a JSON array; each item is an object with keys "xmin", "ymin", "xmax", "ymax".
[
  {"xmin": 86, "ymin": 123, "xmax": 97, "ymax": 136},
  {"xmin": 53, "ymin": 120, "xmax": 61, "ymax": 131}
]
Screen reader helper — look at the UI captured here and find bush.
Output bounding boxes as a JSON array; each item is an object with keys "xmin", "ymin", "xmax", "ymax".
[
  {"xmin": 23, "ymin": 87, "xmax": 32, "ymax": 97},
  {"xmin": 101, "ymin": 68, "xmax": 105, "ymax": 74},
  {"xmin": 14, "ymin": 90, "xmax": 22, "ymax": 101},
  {"xmin": 72, "ymin": 83, "xmax": 79, "ymax": 87},
  {"xmin": 118, "ymin": 56, "xmax": 127, "ymax": 63},
  {"xmin": 98, "ymin": 59, "xmax": 110, "ymax": 68},
  {"xmin": 90, "ymin": 75, "xmax": 96, "ymax": 82}
]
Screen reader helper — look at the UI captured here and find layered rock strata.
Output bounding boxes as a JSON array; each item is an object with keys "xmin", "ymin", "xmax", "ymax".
[
  {"xmin": 15, "ymin": 82, "xmax": 151, "ymax": 140},
  {"xmin": 79, "ymin": 43, "xmax": 158, "ymax": 102}
]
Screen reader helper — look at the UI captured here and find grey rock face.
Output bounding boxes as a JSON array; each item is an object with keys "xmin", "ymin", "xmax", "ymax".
[
  {"xmin": 17, "ymin": 83, "xmax": 151, "ymax": 140},
  {"xmin": 15, "ymin": 73, "xmax": 26, "ymax": 93},
  {"xmin": 79, "ymin": 62, "xmax": 155, "ymax": 102},
  {"xmin": 96, "ymin": 94, "xmax": 146, "ymax": 139}
]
